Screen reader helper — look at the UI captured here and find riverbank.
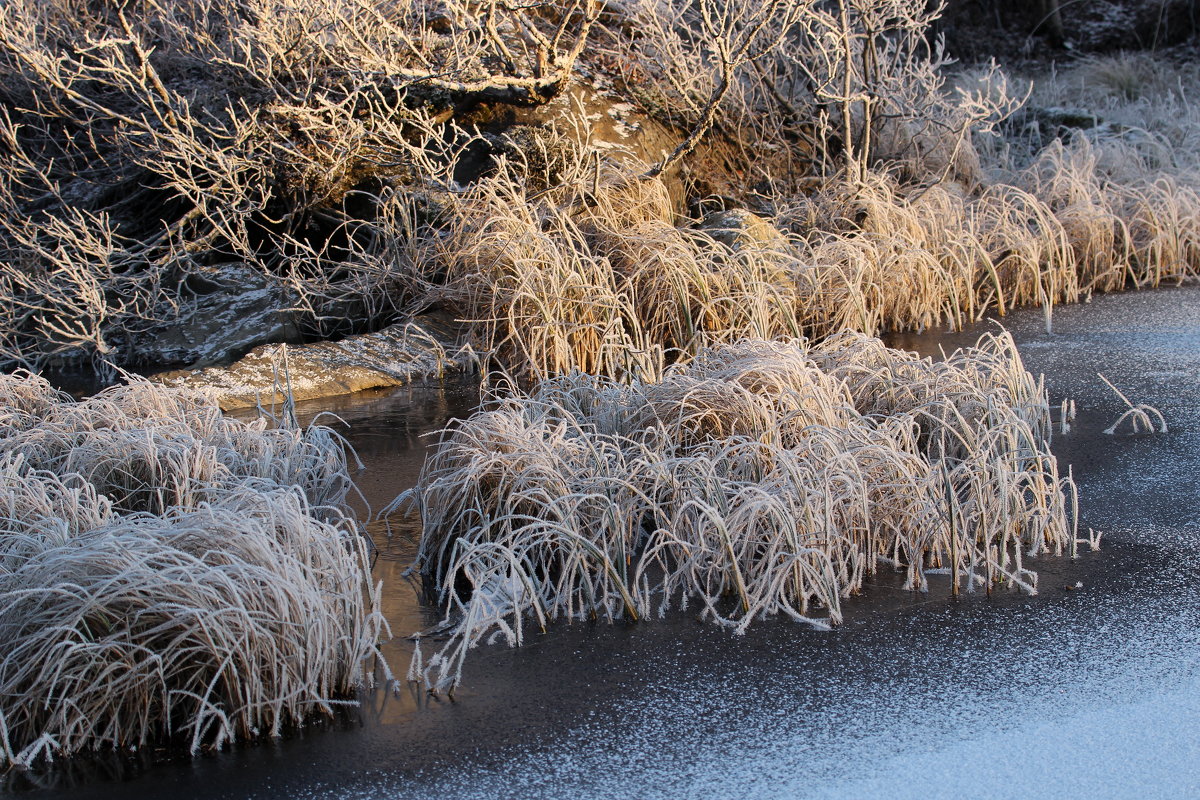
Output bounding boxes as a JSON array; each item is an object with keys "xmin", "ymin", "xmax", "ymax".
[{"xmin": 13, "ymin": 281, "xmax": 1194, "ymax": 799}]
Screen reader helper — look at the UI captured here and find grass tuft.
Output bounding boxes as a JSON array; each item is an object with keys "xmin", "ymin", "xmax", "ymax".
[
  {"xmin": 0, "ymin": 374, "xmax": 384, "ymax": 766},
  {"xmin": 403, "ymin": 332, "xmax": 1082, "ymax": 691}
]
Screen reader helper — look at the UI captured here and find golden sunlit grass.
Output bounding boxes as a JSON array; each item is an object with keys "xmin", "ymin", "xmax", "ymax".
[{"xmin": 406, "ymin": 122, "xmax": 1198, "ymax": 384}]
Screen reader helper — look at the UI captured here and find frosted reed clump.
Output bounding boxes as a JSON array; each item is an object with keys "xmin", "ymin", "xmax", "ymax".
[
  {"xmin": 0, "ymin": 373, "xmax": 385, "ymax": 767},
  {"xmin": 401, "ymin": 332, "xmax": 1086, "ymax": 691}
]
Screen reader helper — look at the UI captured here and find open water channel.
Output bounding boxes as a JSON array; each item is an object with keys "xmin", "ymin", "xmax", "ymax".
[{"xmin": 11, "ymin": 284, "xmax": 1200, "ymax": 799}]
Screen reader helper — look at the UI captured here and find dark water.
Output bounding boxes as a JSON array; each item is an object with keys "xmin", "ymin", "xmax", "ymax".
[{"xmin": 11, "ymin": 284, "xmax": 1200, "ymax": 799}]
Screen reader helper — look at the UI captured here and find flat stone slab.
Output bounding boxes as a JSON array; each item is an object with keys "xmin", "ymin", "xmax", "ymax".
[{"xmin": 152, "ymin": 315, "xmax": 474, "ymax": 410}]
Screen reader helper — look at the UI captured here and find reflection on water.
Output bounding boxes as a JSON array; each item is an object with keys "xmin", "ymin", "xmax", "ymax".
[
  {"xmin": 10, "ymin": 284, "xmax": 1200, "ymax": 799},
  {"xmin": 228, "ymin": 377, "xmax": 482, "ymax": 516}
]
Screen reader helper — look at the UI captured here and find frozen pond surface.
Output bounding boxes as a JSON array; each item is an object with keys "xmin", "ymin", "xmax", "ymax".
[{"xmin": 15, "ymin": 284, "xmax": 1200, "ymax": 799}]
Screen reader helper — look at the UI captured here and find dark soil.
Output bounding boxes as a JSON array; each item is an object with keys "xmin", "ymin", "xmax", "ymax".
[{"xmin": 936, "ymin": 0, "xmax": 1198, "ymax": 64}]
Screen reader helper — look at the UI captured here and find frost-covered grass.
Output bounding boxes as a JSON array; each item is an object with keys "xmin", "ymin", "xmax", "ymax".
[
  {"xmin": 401, "ymin": 333, "xmax": 1086, "ymax": 691},
  {"xmin": 0, "ymin": 2, "xmax": 1197, "ymax": 382},
  {"xmin": 0, "ymin": 374, "xmax": 385, "ymax": 767},
  {"xmin": 1098, "ymin": 373, "xmax": 1168, "ymax": 435},
  {"xmin": 406, "ymin": 123, "xmax": 1199, "ymax": 384}
]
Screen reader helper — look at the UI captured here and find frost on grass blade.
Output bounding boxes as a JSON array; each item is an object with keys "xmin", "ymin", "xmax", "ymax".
[{"xmin": 1098, "ymin": 373, "xmax": 1168, "ymax": 435}]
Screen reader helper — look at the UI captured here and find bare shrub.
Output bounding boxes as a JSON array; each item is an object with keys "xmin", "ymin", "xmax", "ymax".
[
  {"xmin": 604, "ymin": 0, "xmax": 1025, "ymax": 192},
  {"xmin": 0, "ymin": 0, "xmax": 599, "ymax": 369}
]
